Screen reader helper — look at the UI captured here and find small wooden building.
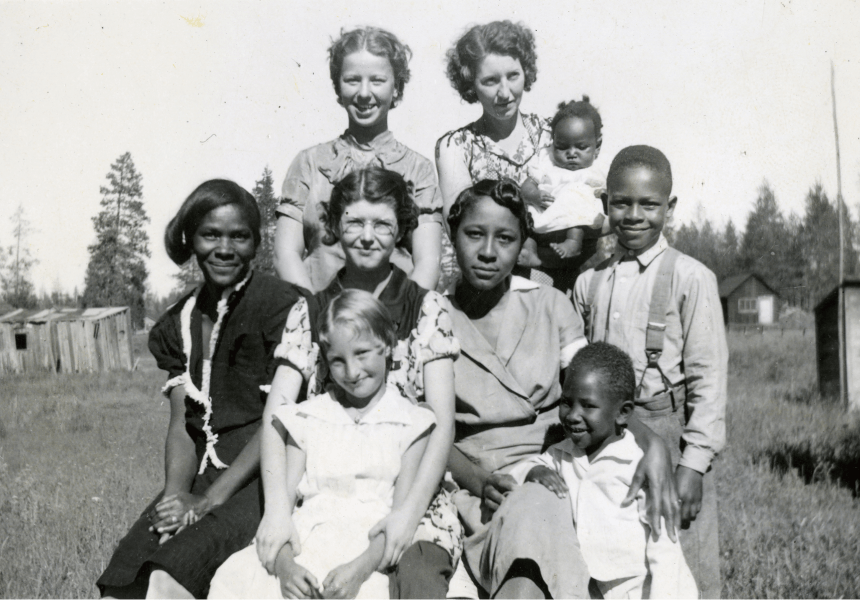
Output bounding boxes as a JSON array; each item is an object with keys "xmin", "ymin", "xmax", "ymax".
[
  {"xmin": 0, "ymin": 307, "xmax": 133, "ymax": 374},
  {"xmin": 815, "ymin": 279, "xmax": 860, "ymax": 410},
  {"xmin": 718, "ymin": 273, "xmax": 779, "ymax": 326}
]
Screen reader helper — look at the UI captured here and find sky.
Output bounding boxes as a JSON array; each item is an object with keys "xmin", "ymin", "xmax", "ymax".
[{"xmin": 1, "ymin": 0, "xmax": 859, "ymax": 297}]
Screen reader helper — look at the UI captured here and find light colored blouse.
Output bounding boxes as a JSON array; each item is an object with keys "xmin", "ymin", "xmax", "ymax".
[{"xmin": 278, "ymin": 131, "xmax": 443, "ymax": 291}]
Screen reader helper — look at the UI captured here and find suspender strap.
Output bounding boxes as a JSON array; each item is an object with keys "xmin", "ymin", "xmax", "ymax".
[
  {"xmin": 644, "ymin": 248, "xmax": 680, "ymax": 365},
  {"xmin": 582, "ymin": 257, "xmax": 614, "ymax": 342}
]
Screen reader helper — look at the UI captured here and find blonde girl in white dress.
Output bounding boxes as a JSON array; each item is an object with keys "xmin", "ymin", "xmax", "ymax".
[{"xmin": 209, "ymin": 290, "xmax": 435, "ymax": 599}]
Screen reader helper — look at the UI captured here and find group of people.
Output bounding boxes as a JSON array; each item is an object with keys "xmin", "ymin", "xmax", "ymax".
[{"xmin": 96, "ymin": 19, "xmax": 727, "ymax": 600}]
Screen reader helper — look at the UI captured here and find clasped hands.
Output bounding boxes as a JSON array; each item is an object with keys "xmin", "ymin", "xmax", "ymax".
[{"xmin": 148, "ymin": 491, "xmax": 211, "ymax": 544}]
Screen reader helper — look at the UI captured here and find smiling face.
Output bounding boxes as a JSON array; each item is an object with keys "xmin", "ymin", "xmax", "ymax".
[
  {"xmin": 454, "ymin": 196, "xmax": 523, "ymax": 291},
  {"xmin": 338, "ymin": 50, "xmax": 397, "ymax": 133},
  {"xmin": 473, "ymin": 53, "xmax": 525, "ymax": 124},
  {"xmin": 324, "ymin": 326, "xmax": 389, "ymax": 408},
  {"xmin": 339, "ymin": 198, "xmax": 400, "ymax": 274},
  {"xmin": 192, "ymin": 204, "xmax": 256, "ymax": 292},
  {"xmin": 559, "ymin": 367, "xmax": 631, "ymax": 456},
  {"xmin": 551, "ymin": 116, "xmax": 601, "ymax": 171},
  {"xmin": 605, "ymin": 165, "xmax": 676, "ymax": 253}
]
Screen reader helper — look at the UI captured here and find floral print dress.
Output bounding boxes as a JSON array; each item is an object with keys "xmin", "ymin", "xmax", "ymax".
[{"xmin": 274, "ymin": 266, "xmax": 464, "ymax": 564}]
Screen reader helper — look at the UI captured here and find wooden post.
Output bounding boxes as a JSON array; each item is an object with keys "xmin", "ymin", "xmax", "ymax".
[{"xmin": 831, "ymin": 61, "xmax": 848, "ymax": 409}]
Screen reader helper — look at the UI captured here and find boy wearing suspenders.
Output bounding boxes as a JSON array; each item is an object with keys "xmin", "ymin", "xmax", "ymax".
[{"xmin": 573, "ymin": 146, "xmax": 727, "ymax": 598}]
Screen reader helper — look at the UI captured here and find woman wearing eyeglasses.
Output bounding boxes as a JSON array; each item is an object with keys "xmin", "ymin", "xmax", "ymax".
[{"xmin": 254, "ymin": 167, "xmax": 461, "ymax": 598}]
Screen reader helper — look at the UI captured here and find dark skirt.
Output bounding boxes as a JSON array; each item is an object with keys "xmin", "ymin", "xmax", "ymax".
[{"xmin": 97, "ymin": 429, "xmax": 263, "ymax": 599}]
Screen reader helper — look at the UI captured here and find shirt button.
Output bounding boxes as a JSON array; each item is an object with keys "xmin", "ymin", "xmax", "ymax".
[{"xmin": 612, "ymin": 312, "xmax": 620, "ymax": 320}]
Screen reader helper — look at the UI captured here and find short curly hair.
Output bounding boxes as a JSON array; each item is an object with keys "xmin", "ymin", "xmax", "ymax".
[
  {"xmin": 567, "ymin": 342, "xmax": 635, "ymax": 405},
  {"xmin": 447, "ymin": 179, "xmax": 533, "ymax": 243},
  {"xmin": 322, "ymin": 167, "xmax": 418, "ymax": 248},
  {"xmin": 445, "ymin": 20, "xmax": 538, "ymax": 104},
  {"xmin": 551, "ymin": 95, "xmax": 603, "ymax": 139},
  {"xmin": 328, "ymin": 27, "xmax": 412, "ymax": 107},
  {"xmin": 164, "ymin": 179, "xmax": 261, "ymax": 266},
  {"xmin": 607, "ymin": 145, "xmax": 673, "ymax": 195}
]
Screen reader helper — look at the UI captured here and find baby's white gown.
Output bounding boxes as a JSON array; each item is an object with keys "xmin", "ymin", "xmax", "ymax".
[
  {"xmin": 208, "ymin": 388, "xmax": 436, "ymax": 599},
  {"xmin": 527, "ymin": 147, "xmax": 606, "ymax": 234}
]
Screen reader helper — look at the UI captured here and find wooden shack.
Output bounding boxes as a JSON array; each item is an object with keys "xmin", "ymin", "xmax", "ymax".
[
  {"xmin": 0, "ymin": 307, "xmax": 133, "ymax": 374},
  {"xmin": 718, "ymin": 273, "xmax": 779, "ymax": 326},
  {"xmin": 815, "ymin": 279, "xmax": 860, "ymax": 410}
]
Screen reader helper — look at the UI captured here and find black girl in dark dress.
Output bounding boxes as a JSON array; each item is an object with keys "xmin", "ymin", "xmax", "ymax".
[{"xmin": 97, "ymin": 180, "xmax": 305, "ymax": 599}]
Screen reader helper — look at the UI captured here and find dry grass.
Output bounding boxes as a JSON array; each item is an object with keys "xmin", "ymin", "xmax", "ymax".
[{"xmin": 1, "ymin": 331, "xmax": 859, "ymax": 598}]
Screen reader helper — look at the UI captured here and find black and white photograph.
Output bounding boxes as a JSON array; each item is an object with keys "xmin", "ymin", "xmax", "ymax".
[{"xmin": 1, "ymin": 1, "xmax": 859, "ymax": 598}]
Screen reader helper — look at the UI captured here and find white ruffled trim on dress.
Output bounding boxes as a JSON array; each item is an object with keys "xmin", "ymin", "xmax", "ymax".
[{"xmin": 160, "ymin": 272, "xmax": 252, "ymax": 474}]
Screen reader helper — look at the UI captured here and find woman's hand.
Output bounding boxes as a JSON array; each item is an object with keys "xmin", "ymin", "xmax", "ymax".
[
  {"xmin": 256, "ymin": 509, "xmax": 301, "ymax": 575},
  {"xmin": 149, "ymin": 492, "xmax": 210, "ymax": 536},
  {"xmin": 481, "ymin": 472, "xmax": 517, "ymax": 514},
  {"xmin": 621, "ymin": 439, "xmax": 680, "ymax": 542},
  {"xmin": 525, "ymin": 465, "xmax": 568, "ymax": 498},
  {"xmin": 367, "ymin": 508, "xmax": 419, "ymax": 570},
  {"xmin": 675, "ymin": 466, "xmax": 704, "ymax": 528},
  {"xmin": 276, "ymin": 548, "xmax": 322, "ymax": 599},
  {"xmin": 322, "ymin": 558, "xmax": 373, "ymax": 599}
]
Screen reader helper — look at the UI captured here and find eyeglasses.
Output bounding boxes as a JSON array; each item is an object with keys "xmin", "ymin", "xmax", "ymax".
[{"xmin": 341, "ymin": 218, "xmax": 398, "ymax": 238}]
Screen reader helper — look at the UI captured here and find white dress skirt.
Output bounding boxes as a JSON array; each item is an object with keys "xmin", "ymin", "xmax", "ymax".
[{"xmin": 209, "ymin": 388, "xmax": 436, "ymax": 599}]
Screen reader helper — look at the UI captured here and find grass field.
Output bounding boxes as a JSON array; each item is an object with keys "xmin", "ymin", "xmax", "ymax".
[{"xmin": 1, "ymin": 331, "xmax": 859, "ymax": 598}]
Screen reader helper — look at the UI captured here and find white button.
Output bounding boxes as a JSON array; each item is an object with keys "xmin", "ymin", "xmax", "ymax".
[
  {"xmin": 619, "ymin": 277, "xmax": 627, "ymax": 283},
  {"xmin": 612, "ymin": 312, "xmax": 620, "ymax": 320}
]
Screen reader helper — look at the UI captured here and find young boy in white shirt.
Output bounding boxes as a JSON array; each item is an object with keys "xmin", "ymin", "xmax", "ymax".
[{"xmin": 510, "ymin": 342, "xmax": 697, "ymax": 599}]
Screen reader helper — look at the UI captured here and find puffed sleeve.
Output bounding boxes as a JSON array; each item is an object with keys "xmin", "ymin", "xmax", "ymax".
[
  {"xmin": 273, "ymin": 297, "xmax": 320, "ymax": 382},
  {"xmin": 552, "ymin": 289, "xmax": 587, "ymax": 369},
  {"xmin": 277, "ymin": 149, "xmax": 314, "ymax": 223},
  {"xmin": 264, "ymin": 283, "xmax": 305, "ymax": 382},
  {"xmin": 413, "ymin": 292, "xmax": 461, "ymax": 365},
  {"xmin": 401, "ymin": 404, "xmax": 437, "ymax": 455},
  {"xmin": 148, "ymin": 296, "xmax": 193, "ymax": 395},
  {"xmin": 271, "ymin": 402, "xmax": 310, "ymax": 451},
  {"xmin": 410, "ymin": 154, "xmax": 444, "ymax": 226}
]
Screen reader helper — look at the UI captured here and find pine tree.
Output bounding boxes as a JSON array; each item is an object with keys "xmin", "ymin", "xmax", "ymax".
[
  {"xmin": 252, "ymin": 166, "xmax": 278, "ymax": 276},
  {"xmin": 1, "ymin": 204, "xmax": 38, "ymax": 308},
  {"xmin": 82, "ymin": 152, "xmax": 150, "ymax": 328},
  {"xmin": 173, "ymin": 259, "xmax": 203, "ymax": 293},
  {"xmin": 800, "ymin": 183, "xmax": 859, "ymax": 306}
]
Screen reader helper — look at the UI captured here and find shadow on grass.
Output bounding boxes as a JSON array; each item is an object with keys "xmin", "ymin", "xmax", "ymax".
[{"xmin": 757, "ymin": 426, "xmax": 860, "ymax": 497}]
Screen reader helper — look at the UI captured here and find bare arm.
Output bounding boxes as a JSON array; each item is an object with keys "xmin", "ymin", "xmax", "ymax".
[
  {"xmin": 153, "ymin": 387, "xmax": 262, "ymax": 535},
  {"xmin": 408, "ymin": 222, "xmax": 442, "ymax": 291},
  {"xmin": 435, "ymin": 137, "xmax": 473, "ymax": 227},
  {"xmin": 163, "ymin": 386, "xmax": 198, "ymax": 497},
  {"xmin": 275, "ymin": 216, "xmax": 313, "ymax": 290},
  {"xmin": 257, "ymin": 365, "xmax": 305, "ymax": 573}
]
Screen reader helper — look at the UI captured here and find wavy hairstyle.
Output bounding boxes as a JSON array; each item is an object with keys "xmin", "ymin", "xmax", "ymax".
[
  {"xmin": 445, "ymin": 20, "xmax": 538, "ymax": 104},
  {"xmin": 328, "ymin": 27, "xmax": 412, "ymax": 107},
  {"xmin": 447, "ymin": 178, "xmax": 533, "ymax": 242},
  {"xmin": 164, "ymin": 179, "xmax": 261, "ymax": 266},
  {"xmin": 322, "ymin": 166, "xmax": 418, "ymax": 247}
]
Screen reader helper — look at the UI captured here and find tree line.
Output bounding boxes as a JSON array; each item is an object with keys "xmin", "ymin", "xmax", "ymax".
[
  {"xmin": 1, "ymin": 154, "xmax": 856, "ymax": 325},
  {"xmin": 664, "ymin": 181, "xmax": 859, "ymax": 311}
]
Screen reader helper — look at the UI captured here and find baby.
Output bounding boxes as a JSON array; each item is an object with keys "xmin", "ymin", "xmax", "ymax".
[
  {"xmin": 509, "ymin": 342, "xmax": 697, "ymax": 599},
  {"xmin": 519, "ymin": 96, "xmax": 606, "ymax": 265}
]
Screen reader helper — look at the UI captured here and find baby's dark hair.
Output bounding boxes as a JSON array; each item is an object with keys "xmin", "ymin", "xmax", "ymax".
[
  {"xmin": 445, "ymin": 20, "xmax": 538, "ymax": 104},
  {"xmin": 567, "ymin": 342, "xmax": 635, "ymax": 405},
  {"xmin": 550, "ymin": 96, "xmax": 603, "ymax": 139},
  {"xmin": 322, "ymin": 167, "xmax": 418, "ymax": 247},
  {"xmin": 328, "ymin": 27, "xmax": 412, "ymax": 107},
  {"xmin": 164, "ymin": 179, "xmax": 261, "ymax": 266},
  {"xmin": 607, "ymin": 145, "xmax": 673, "ymax": 195},
  {"xmin": 447, "ymin": 179, "xmax": 533, "ymax": 242}
]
